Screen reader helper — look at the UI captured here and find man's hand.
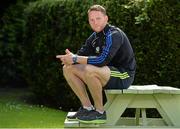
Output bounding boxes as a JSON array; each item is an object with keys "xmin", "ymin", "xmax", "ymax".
[{"xmin": 56, "ymin": 49, "xmax": 74, "ymax": 65}]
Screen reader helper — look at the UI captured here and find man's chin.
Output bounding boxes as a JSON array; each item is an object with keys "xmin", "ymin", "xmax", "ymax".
[{"xmin": 93, "ymin": 28, "xmax": 102, "ymax": 33}]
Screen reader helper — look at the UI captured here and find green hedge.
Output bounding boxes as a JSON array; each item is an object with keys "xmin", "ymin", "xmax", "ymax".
[
  {"xmin": 0, "ymin": 2, "xmax": 26, "ymax": 87},
  {"xmin": 1, "ymin": 0, "xmax": 179, "ymax": 110},
  {"xmin": 22, "ymin": 0, "xmax": 95, "ymax": 109},
  {"xmin": 131, "ymin": 0, "xmax": 180, "ymax": 86}
]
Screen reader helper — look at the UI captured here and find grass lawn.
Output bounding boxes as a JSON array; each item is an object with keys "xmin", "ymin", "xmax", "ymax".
[{"xmin": 0, "ymin": 88, "xmax": 67, "ymax": 128}]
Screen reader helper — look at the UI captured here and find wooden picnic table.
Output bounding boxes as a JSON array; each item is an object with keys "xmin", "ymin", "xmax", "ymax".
[
  {"xmin": 105, "ymin": 85, "xmax": 180, "ymax": 127},
  {"xmin": 64, "ymin": 85, "xmax": 180, "ymax": 128}
]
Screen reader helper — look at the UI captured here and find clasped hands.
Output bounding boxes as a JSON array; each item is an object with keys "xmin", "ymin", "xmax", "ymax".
[{"xmin": 56, "ymin": 49, "xmax": 74, "ymax": 65}]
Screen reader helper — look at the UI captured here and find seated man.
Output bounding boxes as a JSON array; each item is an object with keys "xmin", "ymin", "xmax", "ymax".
[{"xmin": 56, "ymin": 4, "xmax": 136, "ymax": 124}]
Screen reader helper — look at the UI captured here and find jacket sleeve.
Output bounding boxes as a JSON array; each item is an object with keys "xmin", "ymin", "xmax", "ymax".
[{"xmin": 87, "ymin": 30, "xmax": 123, "ymax": 67}]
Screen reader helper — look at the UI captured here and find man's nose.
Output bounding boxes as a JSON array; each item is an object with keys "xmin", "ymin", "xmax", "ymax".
[{"xmin": 94, "ymin": 20, "xmax": 98, "ymax": 25}]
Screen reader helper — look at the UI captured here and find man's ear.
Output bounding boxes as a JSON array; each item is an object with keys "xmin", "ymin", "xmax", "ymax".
[{"xmin": 105, "ymin": 15, "xmax": 108, "ymax": 22}]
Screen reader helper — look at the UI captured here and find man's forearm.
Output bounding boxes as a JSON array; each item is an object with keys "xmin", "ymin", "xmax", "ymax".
[{"xmin": 76, "ymin": 55, "xmax": 88, "ymax": 64}]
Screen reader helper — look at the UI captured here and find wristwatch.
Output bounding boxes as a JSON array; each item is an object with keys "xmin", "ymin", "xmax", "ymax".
[{"xmin": 72, "ymin": 55, "xmax": 78, "ymax": 64}]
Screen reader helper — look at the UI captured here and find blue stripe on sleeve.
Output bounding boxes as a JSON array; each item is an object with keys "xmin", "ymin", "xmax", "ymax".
[{"xmin": 88, "ymin": 30, "xmax": 112, "ymax": 64}]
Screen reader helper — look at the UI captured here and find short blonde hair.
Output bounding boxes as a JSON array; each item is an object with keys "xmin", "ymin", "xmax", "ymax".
[{"xmin": 88, "ymin": 5, "xmax": 106, "ymax": 15}]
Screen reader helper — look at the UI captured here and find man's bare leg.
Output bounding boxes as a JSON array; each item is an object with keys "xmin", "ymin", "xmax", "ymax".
[
  {"xmin": 63, "ymin": 65, "xmax": 92, "ymax": 107},
  {"xmin": 84, "ymin": 65, "xmax": 110, "ymax": 112},
  {"xmin": 63, "ymin": 64, "xmax": 110, "ymax": 111}
]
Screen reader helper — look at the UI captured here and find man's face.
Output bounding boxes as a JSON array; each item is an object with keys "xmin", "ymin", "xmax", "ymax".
[{"xmin": 88, "ymin": 11, "xmax": 108, "ymax": 33}]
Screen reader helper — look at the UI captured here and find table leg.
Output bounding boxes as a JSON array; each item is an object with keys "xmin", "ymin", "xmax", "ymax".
[
  {"xmin": 135, "ymin": 108, "xmax": 140, "ymax": 125},
  {"xmin": 105, "ymin": 94, "xmax": 135, "ymax": 125},
  {"xmin": 154, "ymin": 94, "xmax": 180, "ymax": 127}
]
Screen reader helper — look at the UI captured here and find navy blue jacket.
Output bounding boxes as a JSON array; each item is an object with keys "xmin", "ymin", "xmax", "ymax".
[{"xmin": 77, "ymin": 24, "xmax": 136, "ymax": 74}]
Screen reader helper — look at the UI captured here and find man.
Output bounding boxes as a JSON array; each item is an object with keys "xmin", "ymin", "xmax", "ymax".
[{"xmin": 56, "ymin": 5, "xmax": 136, "ymax": 124}]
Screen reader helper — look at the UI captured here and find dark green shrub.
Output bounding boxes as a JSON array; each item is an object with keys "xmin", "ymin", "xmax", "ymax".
[
  {"xmin": 0, "ymin": 2, "xmax": 26, "ymax": 87},
  {"xmin": 22, "ymin": 0, "xmax": 96, "ymax": 110},
  {"xmin": 130, "ymin": 0, "xmax": 180, "ymax": 87}
]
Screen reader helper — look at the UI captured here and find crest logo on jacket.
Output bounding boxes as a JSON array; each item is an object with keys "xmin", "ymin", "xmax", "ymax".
[{"xmin": 96, "ymin": 46, "xmax": 100, "ymax": 53}]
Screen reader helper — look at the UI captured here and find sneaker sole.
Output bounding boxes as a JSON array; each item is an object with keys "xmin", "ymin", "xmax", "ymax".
[
  {"xmin": 78, "ymin": 119, "xmax": 106, "ymax": 124},
  {"xmin": 67, "ymin": 118, "xmax": 77, "ymax": 121}
]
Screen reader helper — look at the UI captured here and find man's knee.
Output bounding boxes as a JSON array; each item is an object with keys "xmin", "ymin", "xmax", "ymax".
[
  {"xmin": 84, "ymin": 65, "xmax": 97, "ymax": 79},
  {"xmin": 63, "ymin": 64, "xmax": 99, "ymax": 80},
  {"xmin": 63, "ymin": 64, "xmax": 84, "ymax": 76},
  {"xmin": 63, "ymin": 65, "xmax": 73, "ymax": 76}
]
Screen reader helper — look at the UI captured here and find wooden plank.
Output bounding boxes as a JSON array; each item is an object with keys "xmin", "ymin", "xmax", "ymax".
[
  {"xmin": 153, "ymin": 86, "xmax": 180, "ymax": 94},
  {"xmin": 117, "ymin": 117, "xmax": 166, "ymax": 126},
  {"xmin": 131, "ymin": 85, "xmax": 162, "ymax": 94},
  {"xmin": 104, "ymin": 94, "xmax": 116, "ymax": 110},
  {"xmin": 64, "ymin": 118, "xmax": 169, "ymax": 128},
  {"xmin": 154, "ymin": 97, "xmax": 173, "ymax": 126},
  {"xmin": 127, "ymin": 95, "xmax": 157, "ymax": 108},
  {"xmin": 105, "ymin": 89, "xmax": 123, "ymax": 94},
  {"xmin": 154, "ymin": 94, "xmax": 180, "ymax": 127},
  {"xmin": 107, "ymin": 85, "xmax": 180, "ymax": 95},
  {"xmin": 141, "ymin": 108, "xmax": 147, "ymax": 126},
  {"xmin": 106, "ymin": 94, "xmax": 135, "ymax": 125},
  {"xmin": 135, "ymin": 108, "xmax": 140, "ymax": 125},
  {"xmin": 160, "ymin": 86, "xmax": 180, "ymax": 94},
  {"xmin": 123, "ymin": 85, "xmax": 161, "ymax": 94}
]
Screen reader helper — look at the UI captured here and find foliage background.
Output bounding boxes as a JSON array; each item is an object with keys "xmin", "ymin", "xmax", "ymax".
[{"xmin": 0, "ymin": 0, "xmax": 179, "ymax": 110}]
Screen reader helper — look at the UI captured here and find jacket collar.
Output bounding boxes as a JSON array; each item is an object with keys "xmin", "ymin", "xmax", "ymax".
[{"xmin": 96, "ymin": 24, "xmax": 110, "ymax": 37}]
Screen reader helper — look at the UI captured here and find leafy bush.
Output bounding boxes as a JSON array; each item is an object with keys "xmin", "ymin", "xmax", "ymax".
[
  {"xmin": 130, "ymin": 0, "xmax": 180, "ymax": 87},
  {"xmin": 22, "ymin": 0, "xmax": 95, "ymax": 110},
  {"xmin": 0, "ymin": 2, "xmax": 26, "ymax": 87}
]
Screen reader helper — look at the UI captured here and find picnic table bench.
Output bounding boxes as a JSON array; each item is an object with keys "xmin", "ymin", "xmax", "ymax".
[{"xmin": 64, "ymin": 85, "xmax": 180, "ymax": 128}]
